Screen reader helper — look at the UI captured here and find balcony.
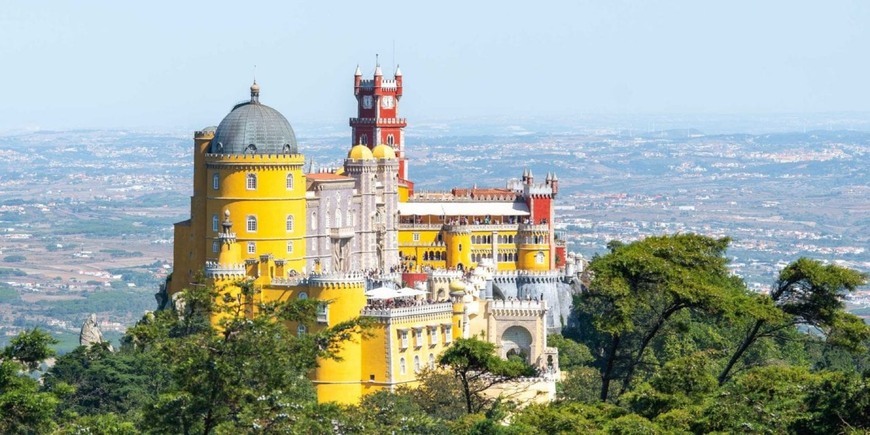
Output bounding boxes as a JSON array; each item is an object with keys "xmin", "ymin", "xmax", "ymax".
[
  {"xmin": 361, "ymin": 302, "xmax": 452, "ymax": 318},
  {"xmin": 329, "ymin": 226, "xmax": 355, "ymax": 239}
]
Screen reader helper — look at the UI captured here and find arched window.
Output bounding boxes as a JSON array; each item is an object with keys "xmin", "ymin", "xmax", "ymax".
[
  {"xmin": 286, "ymin": 173, "xmax": 294, "ymax": 190},
  {"xmin": 246, "ymin": 215, "xmax": 257, "ymax": 232},
  {"xmin": 286, "ymin": 215, "xmax": 294, "ymax": 232},
  {"xmin": 297, "ymin": 325, "xmax": 307, "ymax": 336},
  {"xmin": 286, "ymin": 241, "xmax": 294, "ymax": 253},
  {"xmin": 414, "ymin": 355, "xmax": 421, "ymax": 372},
  {"xmin": 212, "ymin": 173, "xmax": 219, "ymax": 190},
  {"xmin": 212, "ymin": 214, "xmax": 219, "ymax": 232},
  {"xmin": 247, "ymin": 242, "xmax": 256, "ymax": 254},
  {"xmin": 335, "ymin": 209, "xmax": 342, "ymax": 227},
  {"xmin": 310, "ymin": 212, "xmax": 317, "ymax": 230},
  {"xmin": 387, "ymin": 134, "xmax": 394, "ymax": 145},
  {"xmin": 246, "ymin": 173, "xmax": 257, "ymax": 190},
  {"xmin": 298, "ymin": 292, "xmax": 308, "ymax": 300},
  {"xmin": 212, "ymin": 241, "xmax": 219, "ymax": 253},
  {"xmin": 429, "ymin": 353, "xmax": 435, "ymax": 369},
  {"xmin": 399, "ymin": 357, "xmax": 406, "ymax": 375},
  {"xmin": 361, "ymin": 134, "xmax": 368, "ymax": 145}
]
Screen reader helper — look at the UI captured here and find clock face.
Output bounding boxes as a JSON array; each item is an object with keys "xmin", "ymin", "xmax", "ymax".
[
  {"xmin": 381, "ymin": 96, "xmax": 394, "ymax": 109},
  {"xmin": 362, "ymin": 95, "xmax": 373, "ymax": 109}
]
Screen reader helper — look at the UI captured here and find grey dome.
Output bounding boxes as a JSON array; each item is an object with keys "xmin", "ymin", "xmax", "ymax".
[{"xmin": 209, "ymin": 84, "xmax": 298, "ymax": 155}]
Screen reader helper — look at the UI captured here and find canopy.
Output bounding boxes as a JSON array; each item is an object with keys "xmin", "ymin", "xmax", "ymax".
[
  {"xmin": 398, "ymin": 201, "xmax": 530, "ymax": 217},
  {"xmin": 365, "ymin": 286, "xmax": 427, "ymax": 300},
  {"xmin": 396, "ymin": 287, "xmax": 427, "ymax": 297},
  {"xmin": 365, "ymin": 286, "xmax": 400, "ymax": 300}
]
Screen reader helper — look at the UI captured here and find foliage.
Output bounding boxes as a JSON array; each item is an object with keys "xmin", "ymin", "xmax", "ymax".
[
  {"xmin": 439, "ymin": 337, "xmax": 537, "ymax": 414},
  {"xmin": 578, "ymin": 234, "xmax": 744, "ymax": 401},
  {"xmin": 0, "ymin": 329, "xmax": 60, "ymax": 434},
  {"xmin": 718, "ymin": 257, "xmax": 869, "ymax": 384}
]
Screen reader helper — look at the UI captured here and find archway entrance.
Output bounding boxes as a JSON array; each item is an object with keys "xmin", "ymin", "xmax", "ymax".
[{"xmin": 501, "ymin": 326, "xmax": 532, "ymax": 363}]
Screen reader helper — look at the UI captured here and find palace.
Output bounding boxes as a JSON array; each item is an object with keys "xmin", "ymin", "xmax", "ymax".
[{"xmin": 163, "ymin": 64, "xmax": 583, "ymax": 404}]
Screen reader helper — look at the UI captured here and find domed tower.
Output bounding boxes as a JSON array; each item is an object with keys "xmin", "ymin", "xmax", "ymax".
[{"xmin": 170, "ymin": 82, "xmax": 307, "ymax": 296}]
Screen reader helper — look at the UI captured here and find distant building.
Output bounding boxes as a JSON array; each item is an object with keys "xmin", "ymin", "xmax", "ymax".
[{"xmin": 162, "ymin": 64, "xmax": 585, "ymax": 405}]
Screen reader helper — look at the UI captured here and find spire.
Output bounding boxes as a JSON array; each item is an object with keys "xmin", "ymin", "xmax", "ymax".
[
  {"xmin": 354, "ymin": 64, "xmax": 362, "ymax": 76},
  {"xmin": 552, "ymin": 172, "xmax": 558, "ymax": 181},
  {"xmin": 250, "ymin": 80, "xmax": 260, "ymax": 104},
  {"xmin": 374, "ymin": 54, "xmax": 382, "ymax": 76},
  {"xmin": 395, "ymin": 64, "xmax": 402, "ymax": 76}
]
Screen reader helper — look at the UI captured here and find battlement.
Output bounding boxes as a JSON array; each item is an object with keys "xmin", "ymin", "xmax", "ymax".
[
  {"xmin": 349, "ymin": 117, "xmax": 407, "ymax": 126},
  {"xmin": 308, "ymin": 271, "xmax": 367, "ymax": 288},
  {"xmin": 204, "ymin": 262, "xmax": 246, "ymax": 279},
  {"xmin": 492, "ymin": 270, "xmax": 563, "ymax": 284},
  {"xmin": 489, "ymin": 299, "xmax": 547, "ymax": 315},
  {"xmin": 204, "ymin": 153, "xmax": 305, "ymax": 166},
  {"xmin": 517, "ymin": 223, "xmax": 549, "ymax": 233}
]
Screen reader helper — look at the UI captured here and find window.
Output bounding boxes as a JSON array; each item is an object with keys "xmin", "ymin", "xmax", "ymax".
[
  {"xmin": 429, "ymin": 353, "xmax": 435, "ymax": 369},
  {"xmin": 286, "ymin": 215, "xmax": 294, "ymax": 232},
  {"xmin": 361, "ymin": 134, "xmax": 368, "ymax": 145},
  {"xmin": 246, "ymin": 173, "xmax": 257, "ymax": 190},
  {"xmin": 430, "ymin": 326, "xmax": 439, "ymax": 345},
  {"xmin": 212, "ymin": 173, "xmax": 219, "ymax": 190},
  {"xmin": 399, "ymin": 330, "xmax": 409, "ymax": 349},
  {"xmin": 414, "ymin": 355, "xmax": 421, "ymax": 372},
  {"xmin": 286, "ymin": 241, "xmax": 294, "ymax": 254},
  {"xmin": 246, "ymin": 215, "xmax": 257, "ymax": 232},
  {"xmin": 316, "ymin": 303, "xmax": 328, "ymax": 323},
  {"xmin": 414, "ymin": 328, "xmax": 423, "ymax": 347},
  {"xmin": 536, "ymin": 251, "xmax": 545, "ymax": 264},
  {"xmin": 247, "ymin": 242, "xmax": 256, "ymax": 254},
  {"xmin": 310, "ymin": 212, "xmax": 317, "ymax": 230},
  {"xmin": 286, "ymin": 173, "xmax": 293, "ymax": 190},
  {"xmin": 212, "ymin": 214, "xmax": 219, "ymax": 232},
  {"xmin": 298, "ymin": 292, "xmax": 308, "ymax": 300},
  {"xmin": 387, "ymin": 134, "xmax": 394, "ymax": 145},
  {"xmin": 212, "ymin": 241, "xmax": 219, "ymax": 253},
  {"xmin": 297, "ymin": 325, "xmax": 307, "ymax": 336},
  {"xmin": 399, "ymin": 357, "xmax": 406, "ymax": 375},
  {"xmin": 444, "ymin": 325, "xmax": 452, "ymax": 344},
  {"xmin": 413, "ymin": 232, "xmax": 420, "ymax": 242}
]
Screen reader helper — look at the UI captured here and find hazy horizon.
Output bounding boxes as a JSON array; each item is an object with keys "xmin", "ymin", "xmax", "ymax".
[{"xmin": 3, "ymin": 1, "xmax": 869, "ymax": 132}]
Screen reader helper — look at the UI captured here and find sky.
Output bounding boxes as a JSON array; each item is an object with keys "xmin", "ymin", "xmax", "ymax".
[{"xmin": 1, "ymin": 0, "xmax": 869, "ymax": 132}]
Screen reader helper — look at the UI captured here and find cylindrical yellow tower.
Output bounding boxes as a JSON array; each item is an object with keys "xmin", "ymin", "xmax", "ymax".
[
  {"xmin": 444, "ymin": 226, "xmax": 472, "ymax": 270},
  {"xmin": 517, "ymin": 224, "xmax": 550, "ymax": 271},
  {"xmin": 311, "ymin": 276, "xmax": 367, "ymax": 404}
]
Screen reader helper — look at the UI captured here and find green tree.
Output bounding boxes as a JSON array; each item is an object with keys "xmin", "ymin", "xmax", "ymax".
[
  {"xmin": 349, "ymin": 390, "xmax": 448, "ymax": 434},
  {"xmin": 718, "ymin": 258, "xmax": 869, "ymax": 385},
  {"xmin": 439, "ymin": 337, "xmax": 536, "ymax": 414},
  {"xmin": 0, "ymin": 329, "xmax": 60, "ymax": 434},
  {"xmin": 579, "ymin": 234, "xmax": 742, "ymax": 401},
  {"xmin": 43, "ymin": 343, "xmax": 169, "ymax": 419},
  {"xmin": 132, "ymin": 282, "xmax": 372, "ymax": 434}
]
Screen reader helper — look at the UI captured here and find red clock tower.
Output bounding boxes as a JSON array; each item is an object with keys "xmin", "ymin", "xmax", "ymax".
[{"xmin": 351, "ymin": 62, "xmax": 409, "ymax": 182}]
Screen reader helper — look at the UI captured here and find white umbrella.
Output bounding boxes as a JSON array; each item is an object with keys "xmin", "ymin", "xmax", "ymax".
[
  {"xmin": 365, "ymin": 286, "xmax": 401, "ymax": 300},
  {"xmin": 396, "ymin": 287, "xmax": 427, "ymax": 297}
]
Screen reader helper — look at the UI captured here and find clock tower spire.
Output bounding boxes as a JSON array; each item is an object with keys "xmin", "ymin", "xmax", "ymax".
[{"xmin": 350, "ymin": 62, "xmax": 409, "ymax": 183}]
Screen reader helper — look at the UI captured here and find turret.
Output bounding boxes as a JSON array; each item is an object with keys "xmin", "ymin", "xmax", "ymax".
[
  {"xmin": 395, "ymin": 65, "xmax": 403, "ymax": 96},
  {"xmin": 354, "ymin": 65, "xmax": 362, "ymax": 94},
  {"xmin": 551, "ymin": 172, "xmax": 559, "ymax": 195},
  {"xmin": 374, "ymin": 60, "xmax": 383, "ymax": 87}
]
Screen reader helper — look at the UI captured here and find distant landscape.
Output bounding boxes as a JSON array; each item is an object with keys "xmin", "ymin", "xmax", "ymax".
[{"xmin": 1, "ymin": 118, "xmax": 867, "ymax": 351}]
